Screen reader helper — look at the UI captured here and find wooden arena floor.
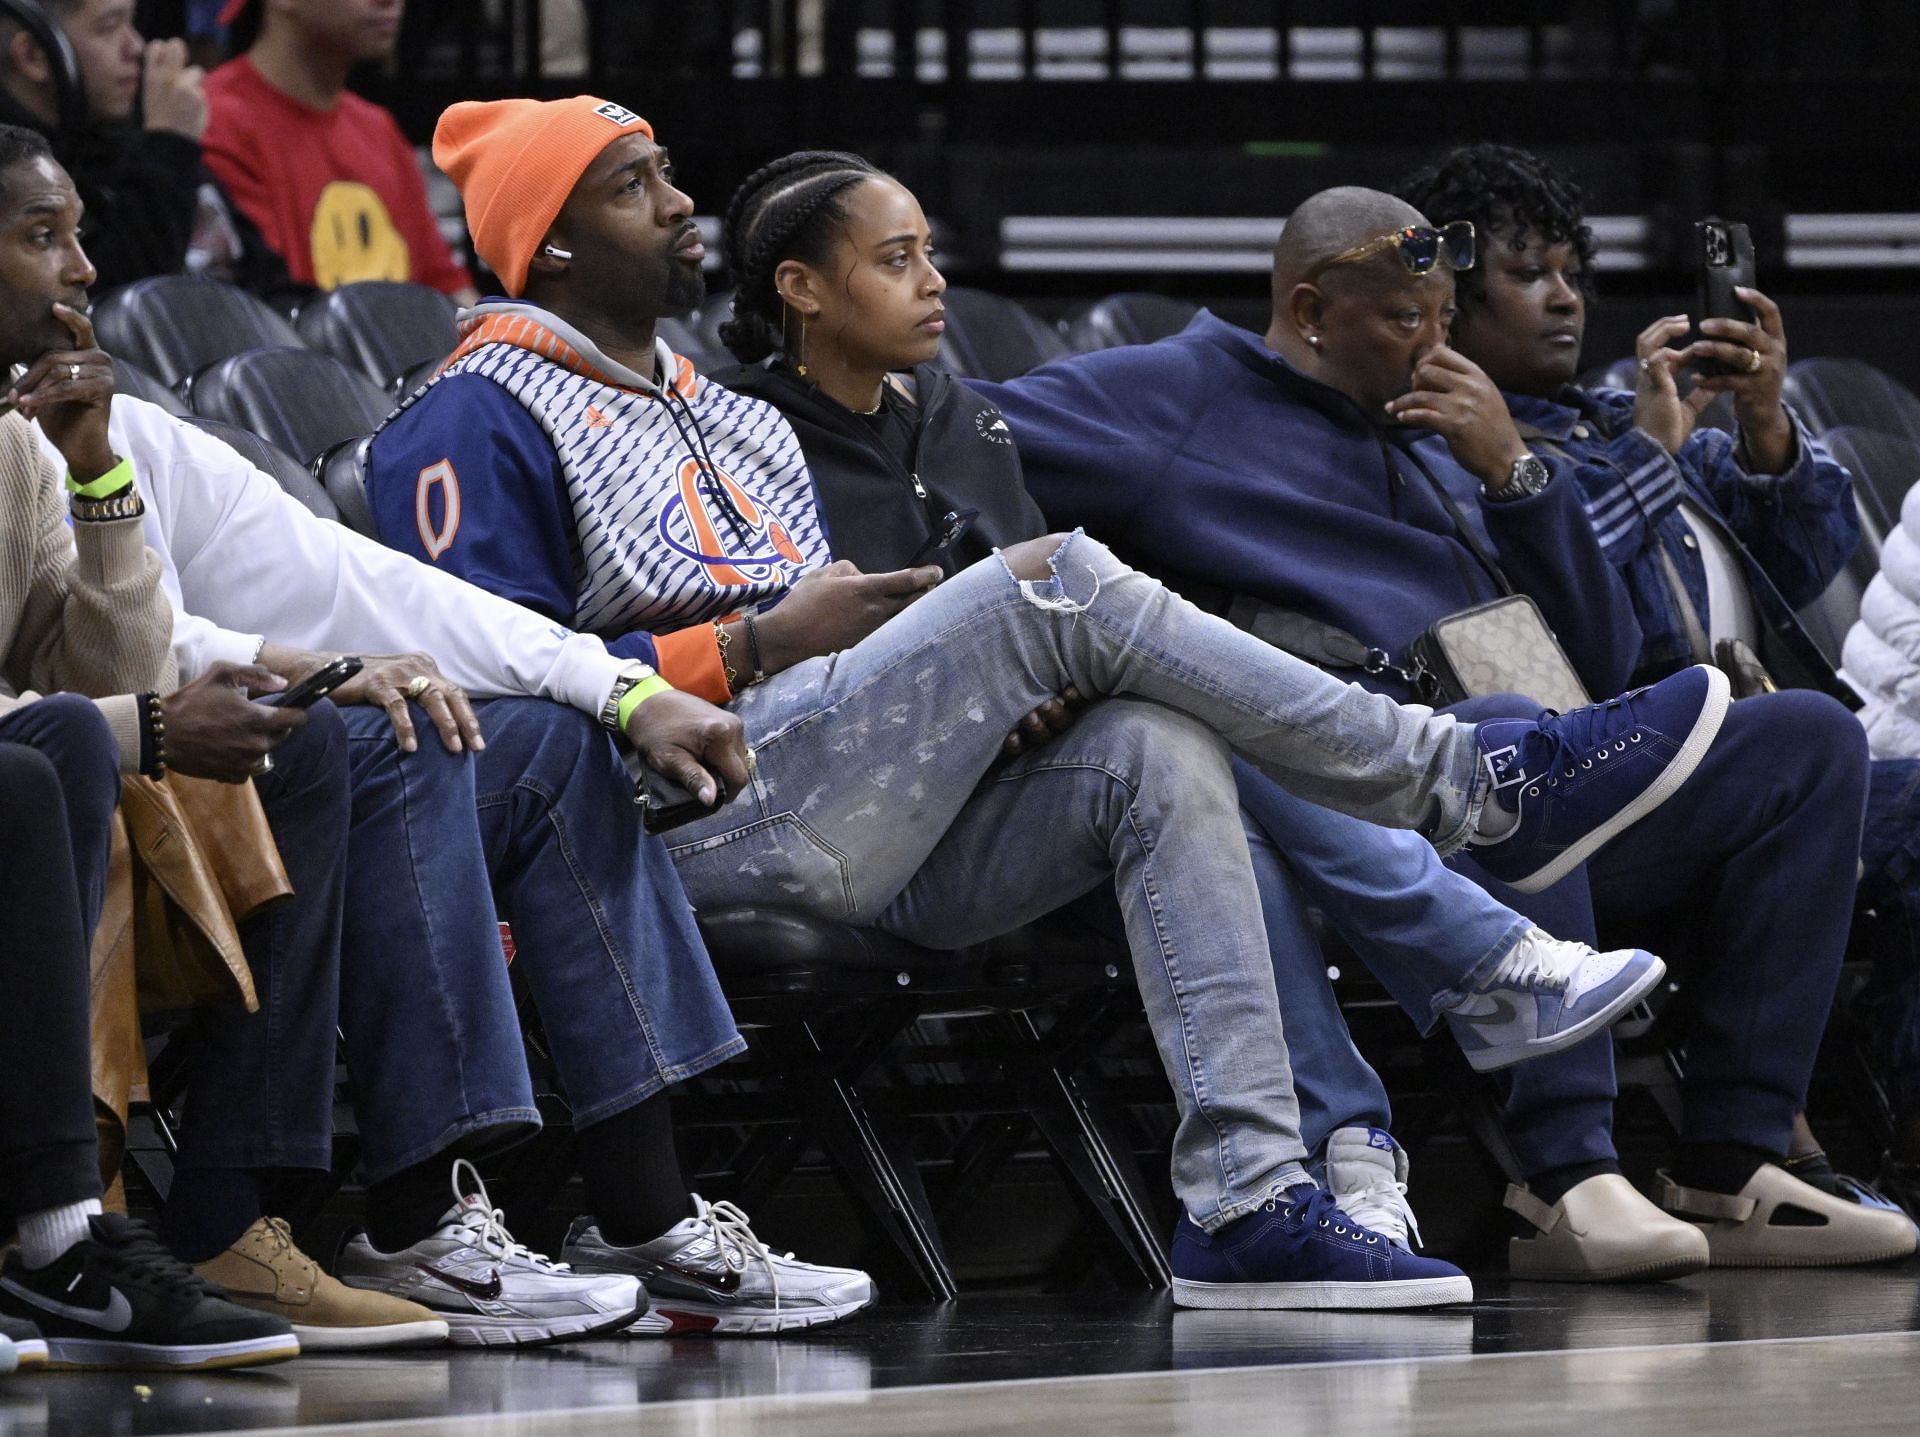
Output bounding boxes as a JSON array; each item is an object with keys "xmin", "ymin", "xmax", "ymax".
[{"xmin": 4, "ymin": 1265, "xmax": 1917, "ymax": 1436}]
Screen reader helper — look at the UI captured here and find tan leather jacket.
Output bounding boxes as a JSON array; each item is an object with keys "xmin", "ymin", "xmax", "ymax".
[{"xmin": 91, "ymin": 773, "xmax": 291, "ymax": 1188}]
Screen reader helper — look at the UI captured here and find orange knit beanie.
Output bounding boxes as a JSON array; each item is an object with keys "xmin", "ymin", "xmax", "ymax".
[{"xmin": 433, "ymin": 97, "xmax": 654, "ymax": 296}]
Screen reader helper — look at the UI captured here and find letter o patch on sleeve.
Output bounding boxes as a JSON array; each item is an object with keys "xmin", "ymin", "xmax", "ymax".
[{"xmin": 416, "ymin": 459, "xmax": 462, "ymax": 559}]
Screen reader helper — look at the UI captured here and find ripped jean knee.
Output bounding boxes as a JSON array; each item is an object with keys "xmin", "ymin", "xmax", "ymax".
[{"xmin": 994, "ymin": 528, "xmax": 1107, "ymax": 613}]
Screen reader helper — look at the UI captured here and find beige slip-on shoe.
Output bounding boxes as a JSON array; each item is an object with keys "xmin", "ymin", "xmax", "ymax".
[
  {"xmin": 1507, "ymin": 1173, "xmax": 1710, "ymax": 1282},
  {"xmin": 1659, "ymin": 1163, "xmax": 1920, "ymax": 1268},
  {"xmin": 196, "ymin": 1218, "xmax": 449, "ymax": 1351}
]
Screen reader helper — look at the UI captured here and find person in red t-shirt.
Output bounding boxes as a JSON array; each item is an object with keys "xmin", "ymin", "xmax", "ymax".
[{"xmin": 203, "ymin": 0, "xmax": 477, "ymax": 301}]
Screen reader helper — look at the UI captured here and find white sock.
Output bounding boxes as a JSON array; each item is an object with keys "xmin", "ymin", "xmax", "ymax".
[{"xmin": 18, "ymin": 1199, "xmax": 102, "ymax": 1270}]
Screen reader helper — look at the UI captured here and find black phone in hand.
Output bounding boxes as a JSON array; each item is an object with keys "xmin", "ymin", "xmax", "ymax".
[
  {"xmin": 258, "ymin": 655, "xmax": 362, "ymax": 708},
  {"xmin": 1692, "ymin": 220, "xmax": 1757, "ymax": 376},
  {"xmin": 911, "ymin": 508, "xmax": 980, "ymax": 568},
  {"xmin": 635, "ymin": 765, "xmax": 728, "ymax": 835}
]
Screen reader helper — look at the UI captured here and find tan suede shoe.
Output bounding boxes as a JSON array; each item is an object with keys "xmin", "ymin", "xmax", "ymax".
[
  {"xmin": 1506, "ymin": 1174, "xmax": 1710, "ymax": 1282},
  {"xmin": 1659, "ymin": 1163, "xmax": 1920, "ymax": 1268},
  {"xmin": 196, "ymin": 1219, "xmax": 448, "ymax": 1351}
]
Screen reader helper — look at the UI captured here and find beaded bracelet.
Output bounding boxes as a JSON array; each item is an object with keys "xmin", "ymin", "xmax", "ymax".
[{"xmin": 138, "ymin": 691, "xmax": 167, "ymax": 778}]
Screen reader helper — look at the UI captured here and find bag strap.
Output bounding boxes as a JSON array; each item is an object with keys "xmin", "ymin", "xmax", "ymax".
[
  {"xmin": 1381, "ymin": 433, "xmax": 1517, "ymax": 597},
  {"xmin": 1225, "ymin": 593, "xmax": 1437, "ymax": 697}
]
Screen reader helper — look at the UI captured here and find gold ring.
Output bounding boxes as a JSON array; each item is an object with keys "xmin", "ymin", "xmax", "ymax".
[
  {"xmin": 405, "ymin": 675, "xmax": 432, "ymax": 700},
  {"xmin": 1745, "ymin": 348, "xmax": 1761, "ymax": 373}
]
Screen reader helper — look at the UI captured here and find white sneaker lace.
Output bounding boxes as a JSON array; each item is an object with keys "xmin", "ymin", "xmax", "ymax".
[
  {"xmin": 448, "ymin": 1158, "xmax": 572, "ymax": 1272},
  {"xmin": 1337, "ymin": 1172, "xmax": 1423, "ymax": 1250},
  {"xmin": 692, "ymin": 1194, "xmax": 783, "ymax": 1313},
  {"xmin": 1485, "ymin": 929, "xmax": 1578, "ymax": 995}
]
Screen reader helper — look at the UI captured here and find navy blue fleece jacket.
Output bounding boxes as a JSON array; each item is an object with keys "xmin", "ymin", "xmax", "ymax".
[{"xmin": 971, "ymin": 311, "xmax": 1645, "ymax": 706}]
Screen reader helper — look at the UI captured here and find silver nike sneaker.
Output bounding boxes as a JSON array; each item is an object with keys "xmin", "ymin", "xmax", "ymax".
[
  {"xmin": 561, "ymin": 1195, "xmax": 876, "ymax": 1336},
  {"xmin": 335, "ymin": 1160, "xmax": 643, "ymax": 1348}
]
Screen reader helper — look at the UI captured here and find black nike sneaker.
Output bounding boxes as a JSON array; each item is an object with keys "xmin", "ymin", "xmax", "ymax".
[
  {"xmin": 0, "ymin": 1214, "xmax": 298, "ymax": 1370},
  {"xmin": 0, "ymin": 1313, "xmax": 46, "ymax": 1371}
]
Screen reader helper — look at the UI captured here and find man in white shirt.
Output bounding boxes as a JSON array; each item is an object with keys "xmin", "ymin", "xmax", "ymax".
[{"xmin": 34, "ymin": 393, "xmax": 875, "ymax": 1339}]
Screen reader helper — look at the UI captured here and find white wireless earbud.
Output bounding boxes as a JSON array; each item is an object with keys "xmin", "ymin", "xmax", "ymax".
[{"xmin": 541, "ymin": 244, "xmax": 573, "ymax": 261}]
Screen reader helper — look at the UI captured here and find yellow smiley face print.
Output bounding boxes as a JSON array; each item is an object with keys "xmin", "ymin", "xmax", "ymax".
[{"xmin": 309, "ymin": 180, "xmax": 412, "ymax": 289}]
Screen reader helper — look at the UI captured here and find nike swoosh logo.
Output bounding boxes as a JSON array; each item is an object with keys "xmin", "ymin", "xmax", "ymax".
[
  {"xmin": 417, "ymin": 1262, "xmax": 502, "ymax": 1301},
  {"xmin": 650, "ymin": 1259, "xmax": 742, "ymax": 1296},
  {"xmin": 0, "ymin": 1276, "xmax": 133, "ymax": 1332},
  {"xmin": 1452, "ymin": 994, "xmax": 1524, "ymax": 1029}
]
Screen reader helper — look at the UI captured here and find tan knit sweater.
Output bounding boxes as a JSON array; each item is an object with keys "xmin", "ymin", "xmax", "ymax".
[{"xmin": 0, "ymin": 411, "xmax": 177, "ymax": 769}]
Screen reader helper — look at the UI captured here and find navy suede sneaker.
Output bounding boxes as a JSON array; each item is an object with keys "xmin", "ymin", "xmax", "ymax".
[
  {"xmin": 1171, "ymin": 1187, "xmax": 1473, "ymax": 1310},
  {"xmin": 1467, "ymin": 664, "xmax": 1730, "ymax": 894}
]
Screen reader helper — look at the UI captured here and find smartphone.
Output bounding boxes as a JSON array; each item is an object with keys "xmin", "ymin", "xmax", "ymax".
[
  {"xmin": 635, "ymin": 765, "xmax": 727, "ymax": 835},
  {"xmin": 911, "ymin": 508, "xmax": 979, "ymax": 568},
  {"xmin": 1692, "ymin": 220, "xmax": 1757, "ymax": 376},
  {"xmin": 258, "ymin": 655, "xmax": 363, "ymax": 708}
]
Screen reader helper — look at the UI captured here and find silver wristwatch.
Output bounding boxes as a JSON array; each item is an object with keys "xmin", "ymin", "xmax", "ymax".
[
  {"xmin": 70, "ymin": 489, "xmax": 145, "ymax": 523},
  {"xmin": 1486, "ymin": 454, "xmax": 1551, "ymax": 502},
  {"xmin": 599, "ymin": 661, "xmax": 661, "ymax": 730}
]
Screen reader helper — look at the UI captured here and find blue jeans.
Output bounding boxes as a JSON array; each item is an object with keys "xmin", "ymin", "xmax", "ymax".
[
  {"xmin": 1857, "ymin": 757, "xmax": 1920, "ymax": 1117},
  {"xmin": 176, "ymin": 704, "xmax": 351, "ymax": 1174},
  {"xmin": 667, "ymin": 534, "xmax": 1497, "ymax": 1230},
  {"xmin": 1455, "ymin": 690, "xmax": 1868, "ymax": 1174},
  {"xmin": 1236, "ymin": 761, "xmax": 1532, "ymax": 1159},
  {"xmin": 338, "ymin": 699, "xmax": 744, "ymax": 1184}
]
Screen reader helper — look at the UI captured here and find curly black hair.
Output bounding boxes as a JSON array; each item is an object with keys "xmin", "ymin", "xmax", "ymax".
[
  {"xmin": 1395, "ymin": 144, "xmax": 1598, "ymax": 313},
  {"xmin": 717, "ymin": 150, "xmax": 886, "ymax": 364}
]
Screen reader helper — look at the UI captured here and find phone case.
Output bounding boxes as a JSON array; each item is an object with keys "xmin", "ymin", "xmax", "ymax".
[
  {"xmin": 1693, "ymin": 221, "xmax": 1757, "ymax": 376},
  {"xmin": 636, "ymin": 766, "xmax": 726, "ymax": 835}
]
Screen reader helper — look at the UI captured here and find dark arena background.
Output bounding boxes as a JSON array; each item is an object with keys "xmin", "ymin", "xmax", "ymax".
[{"xmin": 4, "ymin": 3, "xmax": 1920, "ymax": 1435}]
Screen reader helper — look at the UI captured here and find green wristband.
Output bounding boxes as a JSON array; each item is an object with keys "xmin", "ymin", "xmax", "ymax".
[
  {"xmin": 66, "ymin": 456, "xmax": 134, "ymax": 499},
  {"xmin": 615, "ymin": 673, "xmax": 674, "ymax": 730}
]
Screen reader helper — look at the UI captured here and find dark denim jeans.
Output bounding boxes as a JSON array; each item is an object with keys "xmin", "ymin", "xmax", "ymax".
[
  {"xmin": 175, "ymin": 703, "xmax": 351, "ymax": 1174},
  {"xmin": 0, "ymin": 695, "xmax": 121, "ymax": 1219},
  {"xmin": 337, "ymin": 699, "xmax": 744, "ymax": 1183}
]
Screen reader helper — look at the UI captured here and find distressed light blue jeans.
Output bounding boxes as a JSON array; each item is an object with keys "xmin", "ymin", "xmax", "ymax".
[{"xmin": 667, "ymin": 533, "xmax": 1492, "ymax": 1229}]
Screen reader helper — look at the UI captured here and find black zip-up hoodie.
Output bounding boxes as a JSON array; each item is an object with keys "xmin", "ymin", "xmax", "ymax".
[{"xmin": 712, "ymin": 360, "xmax": 1046, "ymax": 575}]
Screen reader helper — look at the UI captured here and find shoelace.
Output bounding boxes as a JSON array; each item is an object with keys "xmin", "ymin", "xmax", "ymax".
[
  {"xmin": 1335, "ymin": 1173, "xmax": 1424, "ymax": 1250},
  {"xmin": 1273, "ymin": 1187, "xmax": 1391, "ymax": 1250},
  {"xmin": 101, "ymin": 1218, "xmax": 221, "ymax": 1299},
  {"xmin": 256, "ymin": 1217, "xmax": 320, "ymax": 1281},
  {"xmin": 1486, "ymin": 935, "xmax": 1575, "ymax": 995},
  {"xmin": 1522, "ymin": 691, "xmax": 1648, "ymax": 788},
  {"xmin": 448, "ymin": 1159, "xmax": 571, "ymax": 1273},
  {"xmin": 690, "ymin": 1194, "xmax": 783, "ymax": 1314}
]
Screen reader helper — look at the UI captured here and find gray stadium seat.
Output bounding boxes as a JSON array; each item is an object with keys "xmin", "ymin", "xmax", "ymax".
[
  {"xmin": 937, "ymin": 287, "xmax": 1069, "ymax": 381},
  {"xmin": 1782, "ymin": 357, "xmax": 1920, "ymax": 445},
  {"xmin": 112, "ymin": 357, "xmax": 188, "ymax": 416},
  {"xmin": 183, "ymin": 415, "xmax": 340, "ymax": 524},
  {"xmin": 184, "ymin": 347, "xmax": 391, "ymax": 467},
  {"xmin": 1064, "ymin": 293, "xmax": 1200, "ymax": 352},
  {"xmin": 294, "ymin": 281, "xmax": 459, "ymax": 389},
  {"xmin": 313, "ymin": 435, "xmax": 377, "ymax": 538},
  {"xmin": 1821, "ymin": 426, "xmax": 1920, "ymax": 546},
  {"xmin": 92, "ymin": 276, "xmax": 303, "ymax": 390}
]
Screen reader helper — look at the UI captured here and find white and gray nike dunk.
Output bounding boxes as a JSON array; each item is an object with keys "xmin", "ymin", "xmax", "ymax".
[
  {"xmin": 335, "ymin": 1160, "xmax": 643, "ymax": 1348},
  {"xmin": 1443, "ymin": 927, "xmax": 1666, "ymax": 1072},
  {"xmin": 562, "ymin": 1195, "xmax": 876, "ymax": 1336}
]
